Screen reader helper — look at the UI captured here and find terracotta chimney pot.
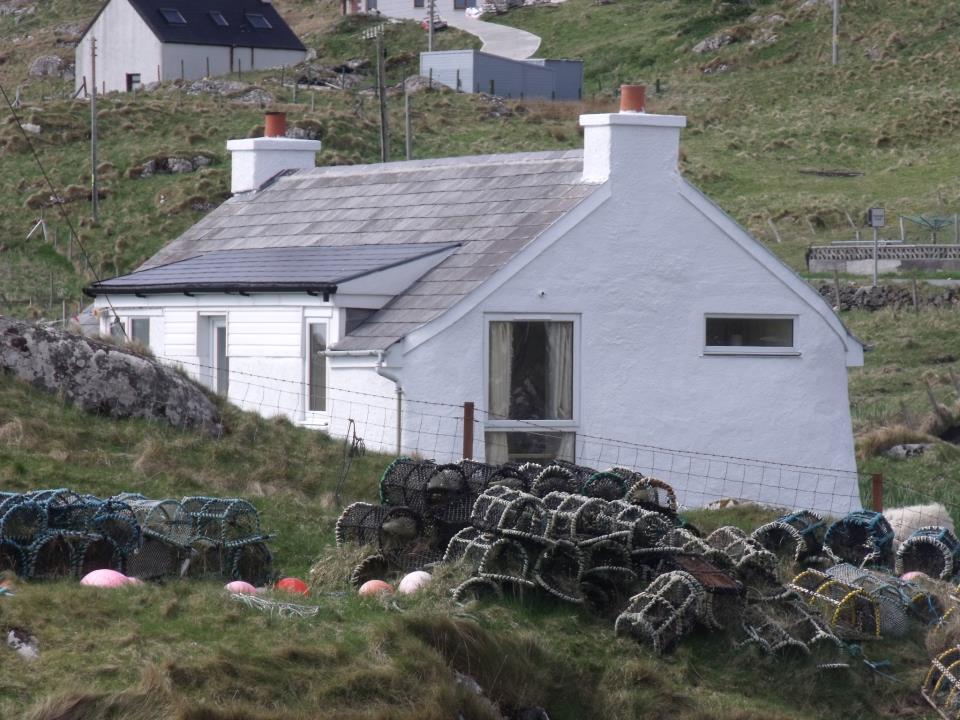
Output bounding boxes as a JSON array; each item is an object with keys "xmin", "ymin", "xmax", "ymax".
[
  {"xmin": 619, "ymin": 84, "xmax": 646, "ymax": 113},
  {"xmin": 264, "ymin": 111, "xmax": 287, "ymax": 138}
]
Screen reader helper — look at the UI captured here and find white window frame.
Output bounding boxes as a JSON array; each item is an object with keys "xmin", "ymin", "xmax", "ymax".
[
  {"xmin": 305, "ymin": 320, "xmax": 329, "ymax": 416},
  {"xmin": 702, "ymin": 313, "xmax": 800, "ymax": 357},
  {"xmin": 482, "ymin": 313, "xmax": 581, "ymax": 435},
  {"xmin": 127, "ymin": 316, "xmax": 151, "ymax": 347}
]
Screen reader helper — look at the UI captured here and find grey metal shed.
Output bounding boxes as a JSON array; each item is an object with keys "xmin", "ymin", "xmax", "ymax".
[{"xmin": 420, "ymin": 49, "xmax": 583, "ymax": 101}]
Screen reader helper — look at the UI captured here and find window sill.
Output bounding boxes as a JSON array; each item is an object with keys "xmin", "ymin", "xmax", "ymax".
[
  {"xmin": 702, "ymin": 348, "xmax": 801, "ymax": 357},
  {"xmin": 483, "ymin": 420, "xmax": 578, "ymax": 430}
]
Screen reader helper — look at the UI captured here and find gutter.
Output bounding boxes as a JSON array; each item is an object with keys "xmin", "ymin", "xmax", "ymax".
[
  {"xmin": 83, "ymin": 283, "xmax": 338, "ymax": 299},
  {"xmin": 322, "ymin": 348, "xmax": 403, "ymax": 456}
]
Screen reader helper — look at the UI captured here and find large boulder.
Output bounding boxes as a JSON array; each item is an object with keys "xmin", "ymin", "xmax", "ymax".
[
  {"xmin": 28, "ymin": 55, "xmax": 65, "ymax": 77},
  {"xmin": 0, "ymin": 316, "xmax": 222, "ymax": 436}
]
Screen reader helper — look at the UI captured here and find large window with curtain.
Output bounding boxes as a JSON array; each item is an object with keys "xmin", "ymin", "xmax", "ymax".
[{"xmin": 485, "ymin": 318, "xmax": 576, "ymax": 464}]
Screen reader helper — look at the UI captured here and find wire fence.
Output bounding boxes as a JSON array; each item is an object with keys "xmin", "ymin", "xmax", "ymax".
[{"xmin": 149, "ymin": 354, "xmax": 889, "ymax": 518}]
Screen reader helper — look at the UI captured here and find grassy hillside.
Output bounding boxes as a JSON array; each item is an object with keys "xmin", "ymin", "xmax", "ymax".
[{"xmin": 0, "ymin": 371, "xmax": 941, "ymax": 720}]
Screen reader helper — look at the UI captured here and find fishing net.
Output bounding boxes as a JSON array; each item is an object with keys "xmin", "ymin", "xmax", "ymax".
[
  {"xmin": 231, "ymin": 592, "xmax": 321, "ymax": 619},
  {"xmin": 922, "ymin": 646, "xmax": 960, "ymax": 718},
  {"xmin": 751, "ymin": 510, "xmax": 825, "ymax": 564},
  {"xmin": 823, "ymin": 510, "xmax": 894, "ymax": 568},
  {"xmin": 471, "ymin": 486, "xmax": 549, "ymax": 541},
  {"xmin": 615, "ymin": 570, "xmax": 705, "ymax": 654},
  {"xmin": 895, "ymin": 526, "xmax": 960, "ymax": 580}
]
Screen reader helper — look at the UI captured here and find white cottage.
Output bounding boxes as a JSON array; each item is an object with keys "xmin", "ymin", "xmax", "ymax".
[
  {"xmin": 87, "ymin": 91, "xmax": 865, "ymax": 513},
  {"xmin": 75, "ymin": 0, "xmax": 306, "ymax": 95}
]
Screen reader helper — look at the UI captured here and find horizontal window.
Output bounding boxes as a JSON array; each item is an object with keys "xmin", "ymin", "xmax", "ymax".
[
  {"xmin": 246, "ymin": 13, "xmax": 272, "ymax": 29},
  {"xmin": 485, "ymin": 431, "xmax": 575, "ymax": 465},
  {"xmin": 159, "ymin": 8, "xmax": 187, "ymax": 24},
  {"xmin": 705, "ymin": 316, "xmax": 794, "ymax": 349}
]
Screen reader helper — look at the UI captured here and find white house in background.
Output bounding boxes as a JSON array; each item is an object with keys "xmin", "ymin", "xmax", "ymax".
[
  {"xmin": 75, "ymin": 0, "xmax": 306, "ymax": 94},
  {"xmin": 86, "ymin": 92, "xmax": 865, "ymax": 514}
]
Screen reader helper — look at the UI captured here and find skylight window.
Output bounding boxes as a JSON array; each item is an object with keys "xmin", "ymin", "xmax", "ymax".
[
  {"xmin": 159, "ymin": 7, "xmax": 187, "ymax": 25},
  {"xmin": 245, "ymin": 13, "xmax": 273, "ymax": 29},
  {"xmin": 209, "ymin": 10, "xmax": 229, "ymax": 26}
]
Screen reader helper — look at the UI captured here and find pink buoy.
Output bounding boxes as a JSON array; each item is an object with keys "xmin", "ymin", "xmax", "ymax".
[
  {"xmin": 225, "ymin": 580, "xmax": 257, "ymax": 594},
  {"xmin": 398, "ymin": 571, "xmax": 431, "ymax": 595},
  {"xmin": 80, "ymin": 569, "xmax": 130, "ymax": 588},
  {"xmin": 359, "ymin": 579, "xmax": 394, "ymax": 597},
  {"xmin": 901, "ymin": 571, "xmax": 930, "ymax": 583},
  {"xmin": 126, "ymin": 576, "xmax": 144, "ymax": 585}
]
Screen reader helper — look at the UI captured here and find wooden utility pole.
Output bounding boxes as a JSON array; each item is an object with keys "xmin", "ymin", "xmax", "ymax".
[
  {"xmin": 90, "ymin": 36, "xmax": 99, "ymax": 221},
  {"xmin": 376, "ymin": 30, "xmax": 389, "ymax": 163},
  {"xmin": 428, "ymin": 0, "xmax": 435, "ymax": 52},
  {"xmin": 404, "ymin": 85, "xmax": 412, "ymax": 160},
  {"xmin": 832, "ymin": 0, "xmax": 840, "ymax": 66}
]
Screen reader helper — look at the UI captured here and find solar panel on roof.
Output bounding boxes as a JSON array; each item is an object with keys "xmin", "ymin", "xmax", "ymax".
[{"xmin": 159, "ymin": 7, "xmax": 186, "ymax": 24}]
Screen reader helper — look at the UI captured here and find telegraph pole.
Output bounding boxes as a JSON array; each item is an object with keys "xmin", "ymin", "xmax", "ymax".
[
  {"xmin": 404, "ymin": 85, "xmax": 412, "ymax": 160},
  {"xmin": 376, "ymin": 30, "xmax": 389, "ymax": 163},
  {"xmin": 428, "ymin": 0, "xmax": 435, "ymax": 52},
  {"xmin": 831, "ymin": 0, "xmax": 840, "ymax": 66},
  {"xmin": 90, "ymin": 36, "xmax": 99, "ymax": 221}
]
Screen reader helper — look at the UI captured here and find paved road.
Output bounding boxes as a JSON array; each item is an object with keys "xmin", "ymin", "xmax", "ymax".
[{"xmin": 376, "ymin": 3, "xmax": 541, "ymax": 59}]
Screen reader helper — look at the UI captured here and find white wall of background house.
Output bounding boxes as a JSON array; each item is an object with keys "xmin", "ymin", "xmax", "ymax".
[
  {"xmin": 75, "ymin": 0, "xmax": 162, "ymax": 94},
  {"xmin": 390, "ymin": 112, "xmax": 863, "ymax": 512},
  {"xmin": 159, "ymin": 44, "xmax": 305, "ymax": 83}
]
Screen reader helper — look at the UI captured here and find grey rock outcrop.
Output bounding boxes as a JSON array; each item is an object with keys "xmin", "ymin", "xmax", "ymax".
[
  {"xmin": 0, "ymin": 316, "xmax": 222, "ymax": 436},
  {"xmin": 28, "ymin": 55, "xmax": 65, "ymax": 77}
]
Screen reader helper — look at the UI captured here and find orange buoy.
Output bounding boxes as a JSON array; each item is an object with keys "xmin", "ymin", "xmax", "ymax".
[
  {"xmin": 358, "ymin": 579, "xmax": 394, "ymax": 597},
  {"xmin": 276, "ymin": 577, "xmax": 309, "ymax": 595}
]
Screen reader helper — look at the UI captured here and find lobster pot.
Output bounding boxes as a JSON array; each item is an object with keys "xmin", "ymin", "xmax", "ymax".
[
  {"xmin": 580, "ymin": 534, "xmax": 632, "ymax": 572},
  {"xmin": 91, "ymin": 499, "xmax": 141, "ymax": 554},
  {"xmin": 807, "ymin": 579, "xmax": 880, "ymax": 640},
  {"xmin": 471, "ymin": 486, "xmax": 548, "ymax": 540},
  {"xmin": 459, "ymin": 460, "xmax": 500, "ymax": 495},
  {"xmin": 551, "ymin": 460, "xmax": 599, "ymax": 486},
  {"xmin": 607, "ymin": 502, "xmax": 675, "ymax": 549},
  {"xmin": 452, "ymin": 576, "xmax": 504, "ymax": 604},
  {"xmin": 657, "ymin": 528, "xmax": 711, "ymax": 555},
  {"xmin": 751, "ymin": 511, "xmax": 825, "ymax": 563},
  {"xmin": 533, "ymin": 539, "xmax": 584, "ymax": 603},
  {"xmin": 615, "ymin": 571, "xmax": 705, "ymax": 654},
  {"xmin": 77, "ymin": 535, "xmax": 125, "ymax": 577},
  {"xmin": 0, "ymin": 500, "xmax": 47, "ymax": 547},
  {"xmin": 32, "ymin": 490, "xmax": 97, "ymax": 532},
  {"xmin": 581, "ymin": 570, "xmax": 636, "ymax": 616},
  {"xmin": 382, "ymin": 542, "xmax": 444, "ymax": 574},
  {"xmin": 607, "ymin": 467, "xmax": 646, "ymax": 492},
  {"xmin": 335, "ymin": 502, "xmax": 389, "ymax": 547},
  {"xmin": 187, "ymin": 539, "xmax": 226, "ymax": 579},
  {"xmin": 740, "ymin": 599, "xmax": 842, "ymax": 658},
  {"xmin": 672, "ymin": 554, "xmax": 743, "ymax": 631},
  {"xmin": 28, "ymin": 531, "xmax": 88, "ymax": 579},
  {"xmin": 127, "ymin": 499, "xmax": 194, "ymax": 547},
  {"xmin": 626, "ymin": 477, "xmax": 678, "ymax": 516},
  {"xmin": 422, "ymin": 465, "xmax": 475, "ymax": 526},
  {"xmin": 485, "ymin": 464, "xmax": 532, "ymax": 492},
  {"xmin": 583, "ymin": 472, "xmax": 628, "ymax": 501},
  {"xmin": 530, "ymin": 465, "xmax": 581, "ymax": 498},
  {"xmin": 542, "ymin": 493, "xmax": 615, "ymax": 539},
  {"xmin": 127, "ymin": 536, "xmax": 190, "ymax": 580},
  {"xmin": 922, "ymin": 646, "xmax": 960, "ymax": 718},
  {"xmin": 478, "ymin": 537, "xmax": 533, "ymax": 584},
  {"xmin": 896, "ymin": 526, "xmax": 960, "ymax": 580},
  {"xmin": 705, "ymin": 526, "xmax": 778, "ymax": 585},
  {"xmin": 230, "ymin": 540, "xmax": 273, "ymax": 586},
  {"xmin": 0, "ymin": 540, "xmax": 26, "ymax": 576},
  {"xmin": 351, "ymin": 554, "xmax": 393, "ymax": 589},
  {"xmin": 824, "ymin": 510, "xmax": 894, "ymax": 568},
  {"xmin": 825, "ymin": 564, "xmax": 913, "ymax": 637},
  {"xmin": 182, "ymin": 497, "xmax": 261, "ymax": 547},
  {"xmin": 379, "ymin": 459, "xmax": 437, "ymax": 513},
  {"xmin": 442, "ymin": 527, "xmax": 491, "ymax": 566}
]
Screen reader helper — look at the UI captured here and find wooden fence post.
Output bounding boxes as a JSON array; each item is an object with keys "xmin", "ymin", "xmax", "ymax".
[
  {"xmin": 871, "ymin": 473, "xmax": 884, "ymax": 512},
  {"xmin": 462, "ymin": 401, "xmax": 474, "ymax": 460}
]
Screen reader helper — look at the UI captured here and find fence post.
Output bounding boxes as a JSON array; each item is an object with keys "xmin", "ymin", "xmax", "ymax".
[
  {"xmin": 462, "ymin": 401, "xmax": 474, "ymax": 460},
  {"xmin": 871, "ymin": 473, "xmax": 884, "ymax": 512}
]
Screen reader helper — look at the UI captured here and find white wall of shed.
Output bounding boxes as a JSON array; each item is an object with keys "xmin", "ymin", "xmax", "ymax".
[
  {"xmin": 75, "ymin": 0, "xmax": 163, "ymax": 94},
  {"xmin": 394, "ymin": 164, "xmax": 861, "ymax": 514}
]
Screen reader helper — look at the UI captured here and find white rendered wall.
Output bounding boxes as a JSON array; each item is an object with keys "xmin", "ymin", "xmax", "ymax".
[
  {"xmin": 394, "ymin": 133, "xmax": 861, "ymax": 514},
  {"xmin": 75, "ymin": 0, "xmax": 163, "ymax": 94},
  {"xmin": 161, "ymin": 44, "xmax": 306, "ymax": 82}
]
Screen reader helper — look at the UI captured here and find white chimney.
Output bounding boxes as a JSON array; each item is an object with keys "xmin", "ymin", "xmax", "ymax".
[
  {"xmin": 226, "ymin": 113, "xmax": 321, "ymax": 194},
  {"xmin": 580, "ymin": 84, "xmax": 686, "ymax": 185}
]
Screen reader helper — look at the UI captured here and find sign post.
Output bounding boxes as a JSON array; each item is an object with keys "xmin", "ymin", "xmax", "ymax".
[{"xmin": 867, "ymin": 207, "xmax": 885, "ymax": 287}]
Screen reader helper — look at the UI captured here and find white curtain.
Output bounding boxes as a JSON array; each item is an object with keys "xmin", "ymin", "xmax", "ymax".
[
  {"xmin": 485, "ymin": 431, "xmax": 509, "ymax": 465},
  {"xmin": 489, "ymin": 322, "xmax": 513, "ymax": 420},
  {"xmin": 545, "ymin": 322, "xmax": 573, "ymax": 420},
  {"xmin": 557, "ymin": 432, "xmax": 576, "ymax": 463}
]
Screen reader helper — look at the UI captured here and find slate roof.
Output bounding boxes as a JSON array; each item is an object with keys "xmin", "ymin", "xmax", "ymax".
[
  {"xmin": 134, "ymin": 149, "xmax": 596, "ymax": 351},
  {"xmin": 84, "ymin": 0, "xmax": 306, "ymax": 52},
  {"xmin": 86, "ymin": 243, "xmax": 458, "ymax": 295}
]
